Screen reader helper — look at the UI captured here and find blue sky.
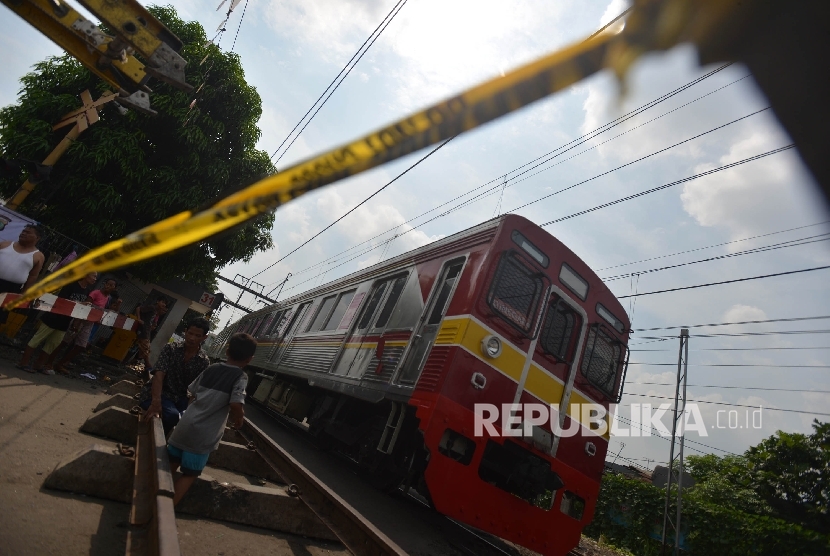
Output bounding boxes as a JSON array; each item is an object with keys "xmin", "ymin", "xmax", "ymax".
[{"xmin": 2, "ymin": 0, "xmax": 829, "ymax": 468}]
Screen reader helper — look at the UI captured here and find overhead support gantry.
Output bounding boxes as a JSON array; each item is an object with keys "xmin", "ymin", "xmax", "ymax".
[{"xmin": 1, "ymin": 0, "xmax": 193, "ymax": 115}]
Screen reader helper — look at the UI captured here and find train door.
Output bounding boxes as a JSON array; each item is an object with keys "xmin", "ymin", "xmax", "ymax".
[
  {"xmin": 332, "ymin": 274, "xmax": 407, "ymax": 378},
  {"xmin": 268, "ymin": 302, "xmax": 311, "ymax": 366},
  {"xmin": 396, "ymin": 257, "xmax": 466, "ymax": 385}
]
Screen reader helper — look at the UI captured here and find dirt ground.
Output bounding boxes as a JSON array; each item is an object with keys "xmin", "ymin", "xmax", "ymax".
[{"xmin": 0, "ymin": 354, "xmax": 346, "ymax": 556}]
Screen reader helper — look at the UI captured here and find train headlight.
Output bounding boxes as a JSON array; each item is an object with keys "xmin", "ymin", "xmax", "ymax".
[{"xmin": 481, "ymin": 335, "xmax": 502, "ymax": 358}]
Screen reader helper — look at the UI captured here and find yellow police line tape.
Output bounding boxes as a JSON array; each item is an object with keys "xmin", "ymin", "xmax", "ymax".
[{"xmin": 9, "ymin": 30, "xmax": 626, "ymax": 309}]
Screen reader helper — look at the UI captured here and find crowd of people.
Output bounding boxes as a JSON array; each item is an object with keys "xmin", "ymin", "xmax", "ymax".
[{"xmin": 1, "ymin": 223, "xmax": 258, "ymax": 507}]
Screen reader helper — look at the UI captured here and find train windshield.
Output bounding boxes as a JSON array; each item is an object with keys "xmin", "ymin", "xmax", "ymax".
[
  {"xmin": 580, "ymin": 325, "xmax": 628, "ymax": 401},
  {"xmin": 487, "ymin": 251, "xmax": 547, "ymax": 335},
  {"xmin": 540, "ymin": 297, "xmax": 582, "ymax": 363}
]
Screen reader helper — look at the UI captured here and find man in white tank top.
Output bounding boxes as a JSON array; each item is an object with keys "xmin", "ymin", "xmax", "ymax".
[{"xmin": 0, "ymin": 224, "xmax": 45, "ymax": 293}]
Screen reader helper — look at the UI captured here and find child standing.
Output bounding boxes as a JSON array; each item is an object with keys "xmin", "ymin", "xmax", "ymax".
[{"xmin": 166, "ymin": 333, "xmax": 257, "ymax": 505}]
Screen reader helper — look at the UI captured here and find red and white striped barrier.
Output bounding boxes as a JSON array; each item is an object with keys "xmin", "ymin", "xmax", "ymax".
[{"xmin": 0, "ymin": 292, "xmax": 139, "ymax": 332}]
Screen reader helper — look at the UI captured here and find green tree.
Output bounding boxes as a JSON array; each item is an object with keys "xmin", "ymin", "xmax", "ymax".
[
  {"xmin": 0, "ymin": 5, "xmax": 274, "ymax": 285},
  {"xmin": 744, "ymin": 420, "xmax": 830, "ymax": 533}
]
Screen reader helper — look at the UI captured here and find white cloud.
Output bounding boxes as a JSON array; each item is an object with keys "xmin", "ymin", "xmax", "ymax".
[
  {"xmin": 680, "ymin": 132, "xmax": 826, "ymax": 243},
  {"xmin": 722, "ymin": 304, "xmax": 767, "ymax": 323}
]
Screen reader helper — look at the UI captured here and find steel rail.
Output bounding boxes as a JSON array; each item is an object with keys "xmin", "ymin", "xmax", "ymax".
[
  {"xmin": 126, "ymin": 417, "xmax": 181, "ymax": 556},
  {"xmin": 238, "ymin": 418, "xmax": 407, "ymax": 556}
]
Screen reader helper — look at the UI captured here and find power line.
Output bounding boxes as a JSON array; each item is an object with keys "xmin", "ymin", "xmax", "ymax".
[
  {"xmin": 617, "ymin": 264, "xmax": 830, "ymax": 299},
  {"xmin": 631, "ymin": 329, "xmax": 830, "ymax": 342},
  {"xmin": 596, "ymin": 220, "xmax": 830, "ymax": 271},
  {"xmin": 229, "ymin": 0, "xmax": 250, "ymax": 52},
  {"xmin": 272, "ymin": 0, "xmax": 408, "ymax": 165},
  {"xmin": 251, "ymin": 136, "xmax": 455, "ymax": 279},
  {"xmin": 262, "ymin": 64, "xmax": 735, "ymax": 288},
  {"xmin": 626, "ymin": 382, "xmax": 830, "ymax": 394},
  {"xmin": 630, "ymin": 363, "xmax": 830, "ymax": 368},
  {"xmin": 508, "ymin": 107, "xmax": 769, "ymax": 214},
  {"xmin": 541, "ymin": 145, "xmax": 795, "ymax": 227},
  {"xmin": 623, "ymin": 393, "xmax": 830, "ymax": 417},
  {"xmin": 613, "ymin": 414, "xmax": 736, "ymax": 455},
  {"xmin": 276, "ymin": 108, "xmax": 773, "ymax": 293},
  {"xmin": 602, "ymin": 234, "xmax": 830, "ymax": 282},
  {"xmin": 632, "ymin": 314, "xmax": 830, "ymax": 332},
  {"xmin": 631, "ymin": 347, "xmax": 830, "ymax": 352}
]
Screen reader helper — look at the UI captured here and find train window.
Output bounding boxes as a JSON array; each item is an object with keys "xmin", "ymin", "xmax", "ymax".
[
  {"xmin": 322, "ymin": 290, "xmax": 356, "ymax": 331},
  {"xmin": 307, "ymin": 295, "xmax": 337, "ymax": 332},
  {"xmin": 275, "ymin": 307, "xmax": 296, "ymax": 337},
  {"xmin": 511, "ymin": 230, "xmax": 549, "ymax": 268},
  {"xmin": 375, "ymin": 276, "xmax": 407, "ymax": 328},
  {"xmin": 357, "ymin": 282, "xmax": 388, "ymax": 330},
  {"xmin": 540, "ymin": 297, "xmax": 581, "ymax": 362},
  {"xmin": 596, "ymin": 303, "xmax": 626, "ymax": 333},
  {"xmin": 559, "ymin": 263, "xmax": 588, "ymax": 301},
  {"xmin": 264, "ymin": 310, "xmax": 285, "ymax": 336},
  {"xmin": 427, "ymin": 262, "xmax": 464, "ymax": 325},
  {"xmin": 487, "ymin": 251, "xmax": 546, "ymax": 334},
  {"xmin": 580, "ymin": 325, "xmax": 628, "ymax": 401}
]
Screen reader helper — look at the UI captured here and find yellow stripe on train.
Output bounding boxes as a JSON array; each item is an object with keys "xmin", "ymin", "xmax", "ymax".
[{"xmin": 438, "ymin": 315, "xmax": 610, "ymax": 440}]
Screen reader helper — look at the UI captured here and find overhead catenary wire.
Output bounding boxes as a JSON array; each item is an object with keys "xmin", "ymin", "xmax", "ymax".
[
  {"xmin": 597, "ymin": 220, "xmax": 830, "ymax": 271},
  {"xmin": 541, "ymin": 144, "xmax": 794, "ymax": 227},
  {"xmin": 630, "ymin": 363, "xmax": 830, "ymax": 368},
  {"xmin": 631, "ymin": 347, "xmax": 830, "ymax": 351},
  {"xmin": 617, "ymin": 263, "xmax": 830, "ymax": 299},
  {"xmin": 338, "ymin": 139, "xmax": 795, "ymax": 278},
  {"xmin": 251, "ymin": 136, "xmax": 455, "ymax": 279},
  {"xmin": 625, "ymin": 382, "xmax": 830, "ymax": 394},
  {"xmin": 275, "ymin": 111, "xmax": 779, "ymax": 294},
  {"xmin": 261, "ymin": 64, "xmax": 735, "ymax": 288},
  {"xmin": 632, "ymin": 314, "xmax": 830, "ymax": 332},
  {"xmin": 612, "ymin": 414, "xmax": 736, "ymax": 455},
  {"xmin": 229, "ymin": 0, "xmax": 250, "ymax": 52},
  {"xmin": 270, "ymin": 0, "xmax": 408, "ymax": 164},
  {"xmin": 629, "ymin": 329, "xmax": 830, "ymax": 343},
  {"xmin": 602, "ymin": 234, "xmax": 830, "ymax": 282},
  {"xmin": 623, "ymin": 393, "xmax": 830, "ymax": 417}
]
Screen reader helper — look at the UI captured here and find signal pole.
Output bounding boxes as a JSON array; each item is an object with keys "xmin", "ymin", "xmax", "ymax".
[{"xmin": 661, "ymin": 328, "xmax": 689, "ymax": 555}]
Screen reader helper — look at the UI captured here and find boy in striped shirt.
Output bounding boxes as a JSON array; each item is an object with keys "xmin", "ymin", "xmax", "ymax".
[{"xmin": 166, "ymin": 333, "xmax": 256, "ymax": 505}]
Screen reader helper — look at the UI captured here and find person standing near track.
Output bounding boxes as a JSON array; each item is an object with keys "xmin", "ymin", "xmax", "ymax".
[
  {"xmin": 139, "ymin": 318, "xmax": 211, "ymax": 435},
  {"xmin": 17, "ymin": 271, "xmax": 97, "ymax": 374},
  {"xmin": 165, "ymin": 332, "xmax": 255, "ymax": 505},
  {"xmin": 0, "ymin": 224, "xmax": 44, "ymax": 294},
  {"xmin": 53, "ymin": 277, "xmax": 117, "ymax": 374}
]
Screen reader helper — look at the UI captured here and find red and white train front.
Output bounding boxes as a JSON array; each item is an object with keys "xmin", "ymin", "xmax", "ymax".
[{"xmin": 407, "ymin": 217, "xmax": 629, "ymax": 555}]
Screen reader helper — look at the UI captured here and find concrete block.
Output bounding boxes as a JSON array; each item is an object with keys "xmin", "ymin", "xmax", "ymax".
[
  {"xmin": 107, "ymin": 380, "xmax": 140, "ymax": 397},
  {"xmin": 80, "ymin": 406, "xmax": 138, "ymax": 445},
  {"xmin": 221, "ymin": 426, "xmax": 246, "ymax": 445},
  {"xmin": 209, "ymin": 441, "xmax": 284, "ymax": 483},
  {"xmin": 44, "ymin": 444, "xmax": 133, "ymax": 503},
  {"xmin": 94, "ymin": 393, "xmax": 139, "ymax": 413},
  {"xmin": 177, "ymin": 475, "xmax": 337, "ymax": 541}
]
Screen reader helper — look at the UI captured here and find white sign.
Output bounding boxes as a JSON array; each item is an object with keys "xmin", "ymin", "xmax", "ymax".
[{"xmin": 199, "ymin": 292, "xmax": 216, "ymax": 307}]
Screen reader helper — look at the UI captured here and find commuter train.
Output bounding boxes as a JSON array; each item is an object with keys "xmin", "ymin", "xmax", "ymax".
[{"xmin": 209, "ymin": 214, "xmax": 629, "ymax": 556}]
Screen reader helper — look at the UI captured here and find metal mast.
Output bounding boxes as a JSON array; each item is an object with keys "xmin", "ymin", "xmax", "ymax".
[{"xmin": 661, "ymin": 328, "xmax": 689, "ymax": 555}]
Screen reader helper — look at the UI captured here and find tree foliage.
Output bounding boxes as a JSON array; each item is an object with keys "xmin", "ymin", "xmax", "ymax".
[
  {"xmin": 0, "ymin": 5, "xmax": 275, "ymax": 285},
  {"xmin": 587, "ymin": 421, "xmax": 830, "ymax": 555}
]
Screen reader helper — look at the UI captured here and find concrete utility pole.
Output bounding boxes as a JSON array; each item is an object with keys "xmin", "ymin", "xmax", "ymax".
[
  {"xmin": 661, "ymin": 328, "xmax": 689, "ymax": 556},
  {"xmin": 6, "ymin": 89, "xmax": 117, "ymax": 210}
]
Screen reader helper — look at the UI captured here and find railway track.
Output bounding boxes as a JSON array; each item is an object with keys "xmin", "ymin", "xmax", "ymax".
[
  {"xmin": 125, "ymin": 408, "xmax": 587, "ymax": 556},
  {"xmin": 126, "ymin": 412, "xmax": 406, "ymax": 555}
]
